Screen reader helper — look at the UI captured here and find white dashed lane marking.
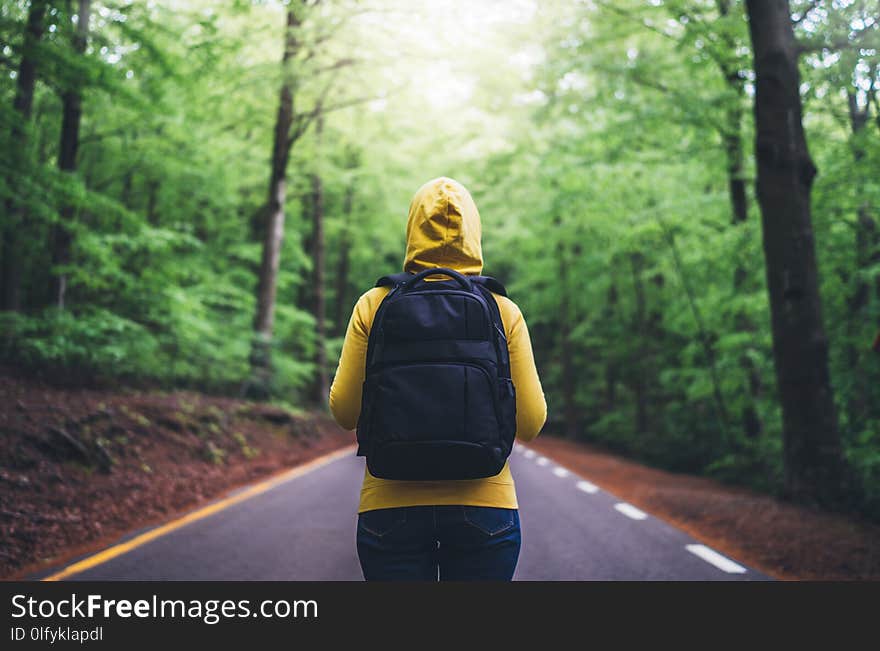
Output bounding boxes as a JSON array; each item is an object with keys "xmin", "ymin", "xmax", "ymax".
[
  {"xmin": 685, "ymin": 544, "xmax": 747, "ymax": 574},
  {"xmin": 576, "ymin": 480, "xmax": 599, "ymax": 494},
  {"xmin": 518, "ymin": 447, "xmax": 755, "ymax": 576},
  {"xmin": 614, "ymin": 503, "xmax": 648, "ymax": 520}
]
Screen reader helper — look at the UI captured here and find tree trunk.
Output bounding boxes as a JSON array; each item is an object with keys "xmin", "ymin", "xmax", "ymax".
[
  {"xmin": 121, "ymin": 168, "xmax": 134, "ymax": 209},
  {"xmin": 9, "ymin": 0, "xmax": 47, "ymax": 140},
  {"xmin": 333, "ymin": 183, "xmax": 354, "ymax": 337},
  {"xmin": 558, "ymin": 238, "xmax": 578, "ymax": 439},
  {"xmin": 49, "ymin": 0, "xmax": 91, "ymax": 310},
  {"xmin": 249, "ymin": 8, "xmax": 299, "ymax": 396},
  {"xmin": 603, "ymin": 283, "xmax": 619, "ymax": 413},
  {"xmin": 717, "ymin": 0, "xmax": 748, "ymax": 226},
  {"xmin": 724, "ymin": 106, "xmax": 749, "ymax": 225},
  {"xmin": 745, "ymin": 0, "xmax": 848, "ymax": 503},
  {"xmin": 296, "ymin": 218, "xmax": 315, "ymax": 311},
  {"xmin": 716, "ymin": 0, "xmax": 763, "ymax": 440},
  {"xmin": 146, "ymin": 179, "xmax": 160, "ymax": 225},
  {"xmin": 1, "ymin": 0, "xmax": 48, "ymax": 311},
  {"xmin": 630, "ymin": 252, "xmax": 649, "ymax": 435},
  {"xmin": 310, "ymin": 113, "xmax": 328, "ymax": 407},
  {"xmin": 844, "ymin": 90, "xmax": 878, "ymax": 432}
]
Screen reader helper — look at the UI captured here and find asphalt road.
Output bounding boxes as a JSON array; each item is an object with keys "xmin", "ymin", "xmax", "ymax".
[{"xmin": 40, "ymin": 445, "xmax": 770, "ymax": 581}]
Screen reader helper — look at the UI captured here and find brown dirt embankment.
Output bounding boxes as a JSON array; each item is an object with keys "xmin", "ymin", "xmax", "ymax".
[{"xmin": 0, "ymin": 372, "xmax": 351, "ymax": 579}]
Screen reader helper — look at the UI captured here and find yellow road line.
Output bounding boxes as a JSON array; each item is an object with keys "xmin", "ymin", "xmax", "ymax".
[{"xmin": 42, "ymin": 445, "xmax": 356, "ymax": 581}]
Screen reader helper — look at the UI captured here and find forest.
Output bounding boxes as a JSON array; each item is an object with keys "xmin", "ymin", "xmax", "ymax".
[{"xmin": 1, "ymin": 0, "xmax": 878, "ymax": 518}]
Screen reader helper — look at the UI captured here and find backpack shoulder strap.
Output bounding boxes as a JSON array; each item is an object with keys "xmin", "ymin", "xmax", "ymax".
[
  {"xmin": 470, "ymin": 275, "xmax": 508, "ymax": 297},
  {"xmin": 472, "ymin": 282, "xmax": 511, "ymax": 378},
  {"xmin": 375, "ymin": 272, "xmax": 414, "ymax": 288}
]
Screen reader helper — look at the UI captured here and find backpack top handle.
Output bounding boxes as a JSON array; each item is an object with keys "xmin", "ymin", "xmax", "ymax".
[{"xmin": 399, "ymin": 267, "xmax": 473, "ymax": 293}]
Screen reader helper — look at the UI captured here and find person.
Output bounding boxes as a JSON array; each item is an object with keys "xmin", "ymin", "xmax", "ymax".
[{"xmin": 329, "ymin": 176, "xmax": 547, "ymax": 581}]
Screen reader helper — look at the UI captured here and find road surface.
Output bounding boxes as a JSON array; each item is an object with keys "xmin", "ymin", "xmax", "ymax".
[{"xmin": 38, "ymin": 445, "xmax": 770, "ymax": 581}]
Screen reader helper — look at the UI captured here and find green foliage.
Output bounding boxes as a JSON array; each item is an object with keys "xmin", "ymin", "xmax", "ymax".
[
  {"xmin": 1, "ymin": 0, "xmax": 878, "ymax": 516},
  {"xmin": 474, "ymin": 0, "xmax": 880, "ymax": 515},
  {"xmin": 2, "ymin": 308, "xmax": 158, "ymax": 374}
]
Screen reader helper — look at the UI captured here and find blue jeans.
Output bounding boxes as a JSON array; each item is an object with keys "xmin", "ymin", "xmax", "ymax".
[{"xmin": 356, "ymin": 506, "xmax": 521, "ymax": 581}]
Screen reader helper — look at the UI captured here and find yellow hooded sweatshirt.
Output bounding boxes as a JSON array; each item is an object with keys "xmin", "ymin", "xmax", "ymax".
[{"xmin": 329, "ymin": 177, "xmax": 547, "ymax": 513}]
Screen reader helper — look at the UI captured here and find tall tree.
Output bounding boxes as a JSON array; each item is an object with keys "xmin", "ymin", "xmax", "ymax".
[
  {"xmin": 596, "ymin": 0, "xmax": 761, "ymax": 440},
  {"xmin": 745, "ymin": 0, "xmax": 847, "ymax": 503},
  {"xmin": 309, "ymin": 111, "xmax": 328, "ymax": 406},
  {"xmin": 844, "ymin": 61, "xmax": 879, "ymax": 433},
  {"xmin": 629, "ymin": 251, "xmax": 650, "ymax": 435},
  {"xmin": 715, "ymin": 0, "xmax": 749, "ymax": 225},
  {"xmin": 249, "ymin": 1, "xmax": 367, "ymax": 395},
  {"xmin": 1, "ymin": 0, "xmax": 48, "ymax": 311},
  {"xmin": 49, "ymin": 0, "xmax": 92, "ymax": 309},
  {"xmin": 250, "ymin": 7, "xmax": 301, "ymax": 396},
  {"xmin": 332, "ymin": 144, "xmax": 361, "ymax": 337},
  {"xmin": 333, "ymin": 182, "xmax": 354, "ymax": 337},
  {"xmin": 675, "ymin": 0, "xmax": 762, "ymax": 440},
  {"xmin": 557, "ymin": 229, "xmax": 578, "ymax": 439}
]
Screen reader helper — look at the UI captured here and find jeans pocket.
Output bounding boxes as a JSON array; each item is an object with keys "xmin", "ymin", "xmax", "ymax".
[
  {"xmin": 358, "ymin": 508, "xmax": 408, "ymax": 538},
  {"xmin": 461, "ymin": 506, "xmax": 517, "ymax": 536}
]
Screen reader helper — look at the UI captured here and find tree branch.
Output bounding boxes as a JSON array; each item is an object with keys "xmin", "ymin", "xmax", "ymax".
[
  {"xmin": 311, "ymin": 57, "xmax": 358, "ymax": 75},
  {"xmin": 287, "ymin": 77, "xmax": 338, "ymax": 148},
  {"xmin": 286, "ymin": 84, "xmax": 404, "ymax": 150},
  {"xmin": 300, "ymin": 7, "xmax": 379, "ymax": 62},
  {"xmin": 319, "ymin": 88, "xmax": 400, "ymax": 115}
]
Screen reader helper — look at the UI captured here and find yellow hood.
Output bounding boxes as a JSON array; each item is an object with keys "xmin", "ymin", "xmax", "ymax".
[{"xmin": 403, "ymin": 177, "xmax": 483, "ymax": 275}]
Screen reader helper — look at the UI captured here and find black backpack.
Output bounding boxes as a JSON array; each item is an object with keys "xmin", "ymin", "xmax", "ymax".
[{"xmin": 355, "ymin": 267, "xmax": 517, "ymax": 480}]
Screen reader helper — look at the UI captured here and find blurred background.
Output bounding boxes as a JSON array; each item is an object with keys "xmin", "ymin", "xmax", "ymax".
[{"xmin": 1, "ymin": 0, "xmax": 878, "ymax": 536}]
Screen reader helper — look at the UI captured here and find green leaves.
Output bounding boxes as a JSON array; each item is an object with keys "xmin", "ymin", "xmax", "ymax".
[
  {"xmin": 2, "ymin": 307, "xmax": 158, "ymax": 372},
  {"xmin": 2, "ymin": 0, "xmax": 878, "ymax": 515}
]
